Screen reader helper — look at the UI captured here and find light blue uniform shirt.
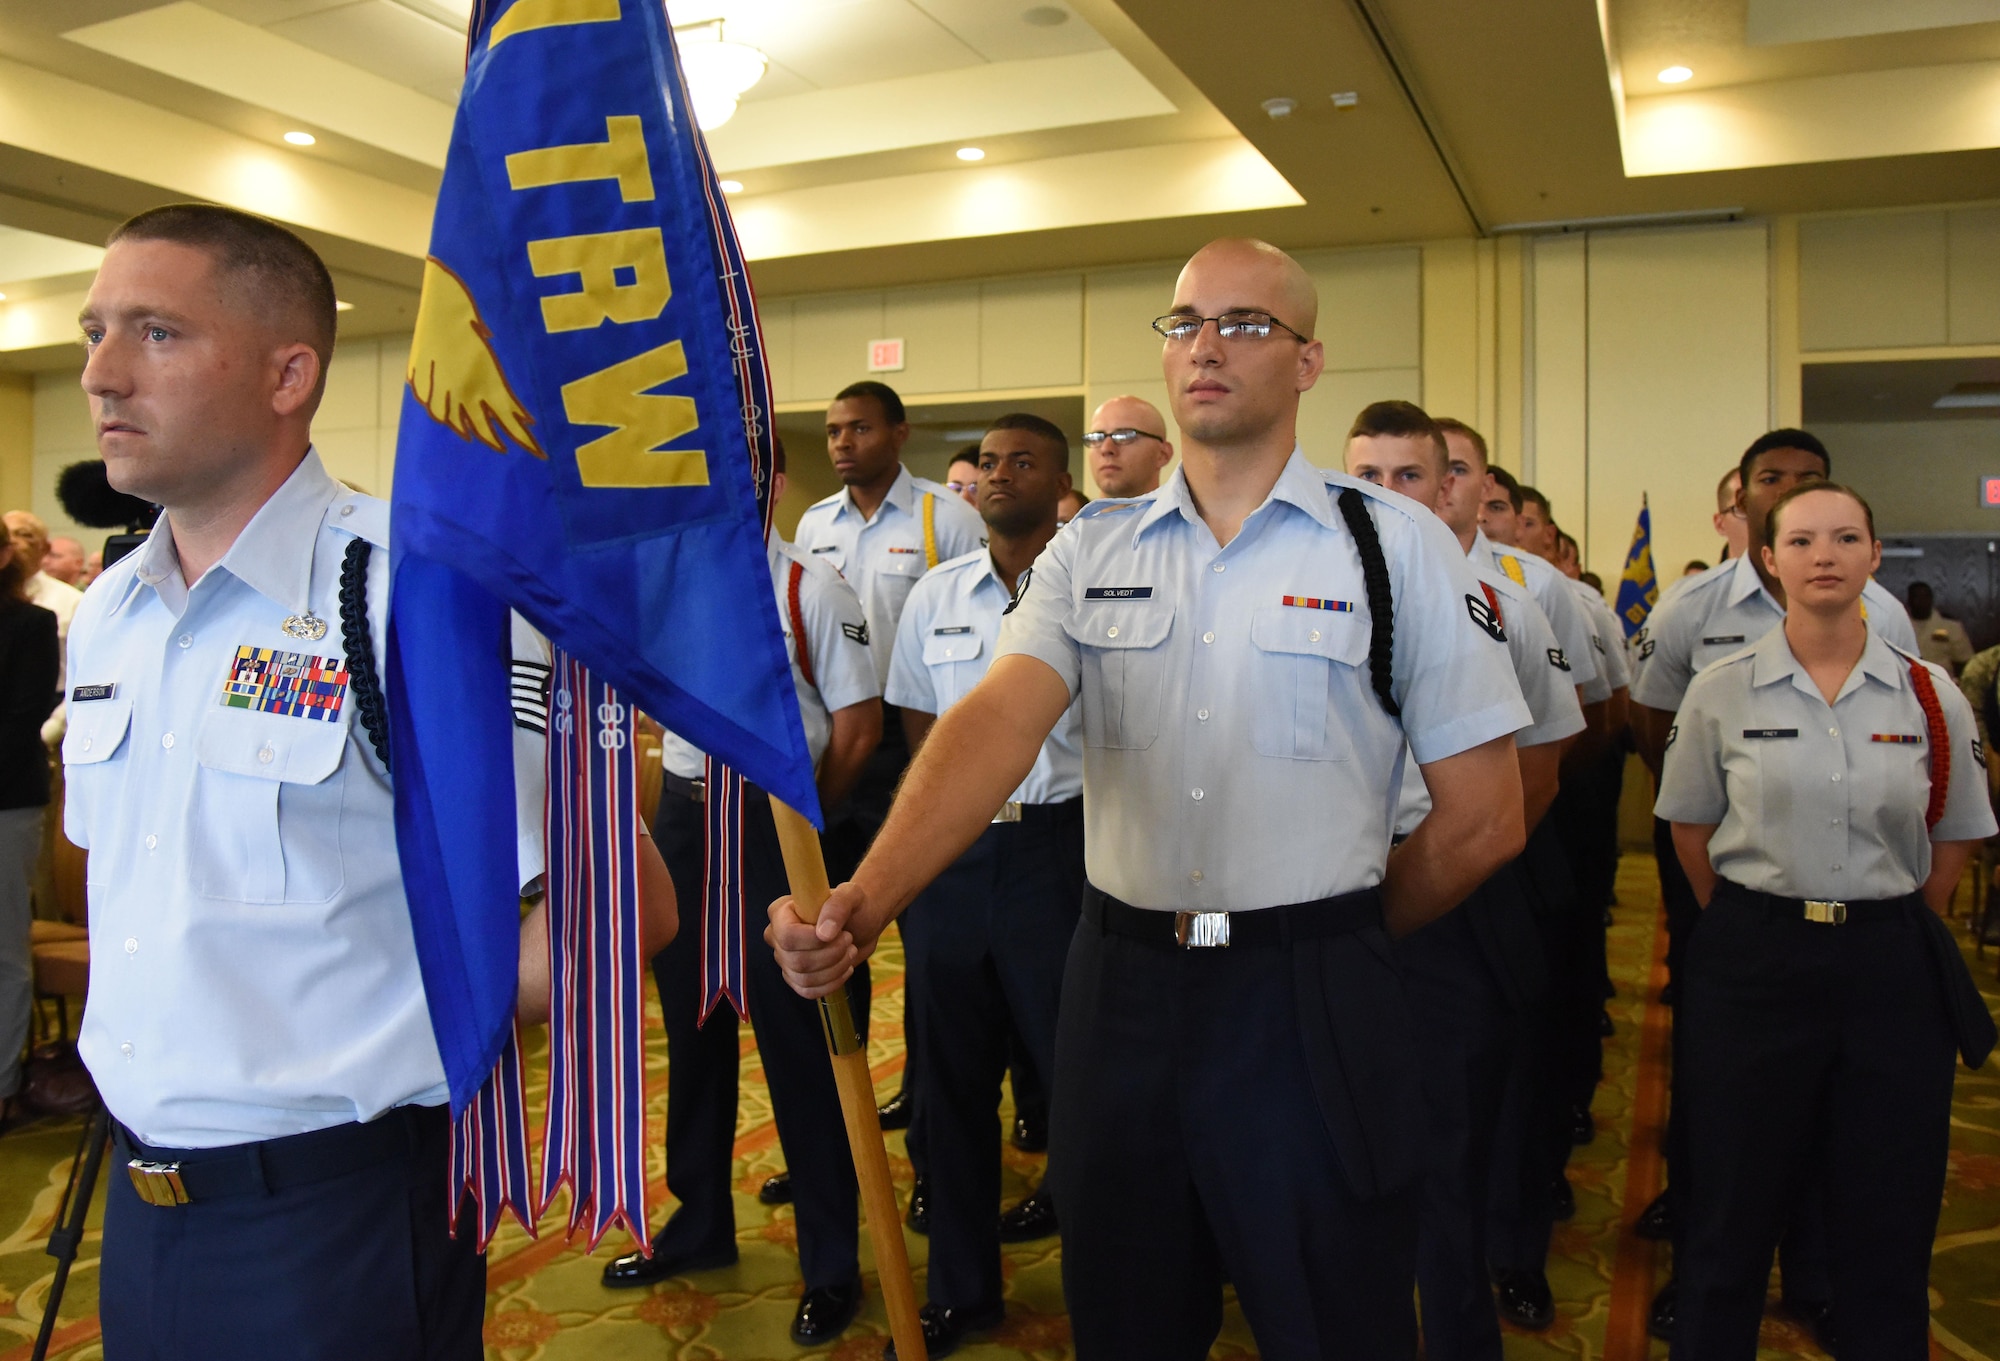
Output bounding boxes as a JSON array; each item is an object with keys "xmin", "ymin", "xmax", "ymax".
[
  {"xmin": 1630, "ymin": 551, "xmax": 1917, "ymax": 712},
  {"xmin": 1656, "ymin": 628, "xmax": 1995, "ymax": 899},
  {"xmin": 62, "ymin": 451, "xmax": 545, "ymax": 1148},
  {"xmin": 996, "ymin": 451, "xmax": 1530, "ymax": 912},
  {"xmin": 885, "ymin": 548, "xmax": 1083, "ymax": 805},
  {"xmin": 1571, "ymin": 576, "xmax": 1632, "ymax": 701},
  {"xmin": 1474, "ymin": 530, "xmax": 1600, "ymax": 700},
  {"xmin": 792, "ymin": 464, "xmax": 986, "ymax": 690},
  {"xmin": 662, "ymin": 536, "xmax": 879, "ymax": 779}
]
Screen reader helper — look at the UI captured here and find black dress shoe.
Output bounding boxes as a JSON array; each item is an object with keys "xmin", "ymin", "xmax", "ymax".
[
  {"xmin": 759, "ymin": 1172, "xmax": 793, "ymax": 1205},
  {"xmin": 1570, "ymin": 1104, "xmax": 1596, "ymax": 1146},
  {"xmin": 599, "ymin": 1241, "xmax": 737, "ymax": 1289},
  {"xmin": 877, "ymin": 1087, "xmax": 914, "ymax": 1130},
  {"xmin": 1494, "ymin": 1270, "xmax": 1555, "ymax": 1330},
  {"xmin": 906, "ymin": 1176, "xmax": 929, "ymax": 1234},
  {"xmin": 997, "ymin": 1187, "xmax": 1058, "ymax": 1243},
  {"xmin": 791, "ymin": 1274, "xmax": 863, "ymax": 1344},
  {"xmin": 886, "ymin": 1301, "xmax": 1006, "ymax": 1360},
  {"xmin": 1550, "ymin": 1173, "xmax": 1576, "ymax": 1222},
  {"xmin": 1647, "ymin": 1279, "xmax": 1678, "ymax": 1342},
  {"xmin": 1784, "ymin": 1297, "xmax": 1836, "ymax": 1356},
  {"xmin": 1011, "ymin": 1111, "xmax": 1047, "ymax": 1152},
  {"xmin": 1634, "ymin": 1189, "xmax": 1673, "ymax": 1241}
]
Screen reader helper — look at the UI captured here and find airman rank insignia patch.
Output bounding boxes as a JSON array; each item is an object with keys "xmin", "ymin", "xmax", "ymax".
[
  {"xmin": 1280, "ymin": 596, "xmax": 1354, "ymax": 611},
  {"xmin": 1975, "ymin": 737, "xmax": 1987, "ymax": 769},
  {"xmin": 1638, "ymin": 638, "xmax": 1656, "ymax": 660},
  {"xmin": 1548, "ymin": 647, "xmax": 1571, "ymax": 672},
  {"xmin": 222, "ymin": 646, "xmax": 350, "ymax": 721},
  {"xmin": 1466, "ymin": 593, "xmax": 1506, "ymax": 643},
  {"xmin": 1870, "ymin": 733, "xmax": 1923, "ymax": 744},
  {"xmin": 1665, "ymin": 724, "xmax": 1678, "ymax": 749},
  {"xmin": 841, "ymin": 621, "xmax": 870, "ymax": 645}
]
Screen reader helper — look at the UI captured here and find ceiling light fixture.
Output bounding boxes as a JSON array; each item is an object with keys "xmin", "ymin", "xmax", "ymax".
[
  {"xmin": 1935, "ymin": 383, "xmax": 2000, "ymax": 409},
  {"xmin": 675, "ymin": 19, "xmax": 767, "ymax": 131},
  {"xmin": 335, "ymin": 300, "xmax": 354, "ymax": 312},
  {"xmin": 1658, "ymin": 65, "xmax": 1693, "ymax": 84},
  {"xmin": 956, "ymin": 146, "xmax": 986, "ymax": 162},
  {"xmin": 284, "ymin": 130, "xmax": 316, "ymax": 146},
  {"xmin": 718, "ymin": 179, "xmax": 744, "ymax": 194},
  {"xmin": 1261, "ymin": 96, "xmax": 1298, "ymax": 119}
]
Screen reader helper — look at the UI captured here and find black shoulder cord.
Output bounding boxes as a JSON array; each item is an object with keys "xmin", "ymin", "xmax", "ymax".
[
  {"xmin": 1336, "ymin": 487, "xmax": 1400, "ymax": 718},
  {"xmin": 338, "ymin": 537, "xmax": 392, "ymax": 772}
]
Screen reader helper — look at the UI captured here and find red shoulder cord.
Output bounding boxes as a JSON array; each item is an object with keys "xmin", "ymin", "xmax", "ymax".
[
  {"xmin": 1908, "ymin": 658, "xmax": 1951, "ymax": 830},
  {"xmin": 786, "ymin": 559, "xmax": 817, "ymax": 690}
]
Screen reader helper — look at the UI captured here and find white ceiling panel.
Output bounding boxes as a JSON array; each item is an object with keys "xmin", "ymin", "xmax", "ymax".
[
  {"xmin": 709, "ymin": 0, "xmax": 985, "ymax": 91},
  {"xmin": 0, "ymin": 227, "xmax": 105, "ymax": 287},
  {"xmin": 1747, "ymin": 0, "xmax": 2000, "ymax": 46},
  {"xmin": 909, "ymin": 1, "xmax": 1106, "ymax": 62},
  {"xmin": 271, "ymin": 1, "xmax": 466, "ymax": 105}
]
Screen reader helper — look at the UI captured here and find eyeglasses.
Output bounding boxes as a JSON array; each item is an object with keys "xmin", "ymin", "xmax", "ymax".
[
  {"xmin": 1081, "ymin": 427, "xmax": 1166, "ymax": 448},
  {"xmin": 945, "ymin": 479, "xmax": 974, "ymax": 492},
  {"xmin": 1151, "ymin": 311, "xmax": 1310, "ymax": 344}
]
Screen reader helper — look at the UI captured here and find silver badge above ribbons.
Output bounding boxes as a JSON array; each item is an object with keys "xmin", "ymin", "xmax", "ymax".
[{"xmin": 282, "ymin": 612, "xmax": 329, "ymax": 642}]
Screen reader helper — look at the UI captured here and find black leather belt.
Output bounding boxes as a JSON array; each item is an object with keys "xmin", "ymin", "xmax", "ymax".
[
  {"xmin": 1712, "ymin": 880, "xmax": 1917, "ymax": 925},
  {"xmin": 115, "ymin": 1104, "xmax": 440, "ymax": 1208},
  {"xmin": 662, "ymin": 771, "xmax": 770, "ymax": 805},
  {"xmin": 1084, "ymin": 883, "xmax": 1382, "ymax": 949}
]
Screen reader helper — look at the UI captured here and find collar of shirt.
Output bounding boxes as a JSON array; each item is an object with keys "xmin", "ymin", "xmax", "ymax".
[
  {"xmin": 833, "ymin": 463, "xmax": 917, "ymax": 525},
  {"xmin": 1131, "ymin": 448, "xmax": 1336, "ymax": 546},
  {"xmin": 1725, "ymin": 549, "xmax": 1779, "ymax": 613},
  {"xmin": 1749, "ymin": 621, "xmax": 1906, "ymax": 703},
  {"xmin": 130, "ymin": 449, "xmax": 337, "ymax": 618}
]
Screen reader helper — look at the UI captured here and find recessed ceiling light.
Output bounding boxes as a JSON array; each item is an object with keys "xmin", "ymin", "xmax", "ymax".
[
  {"xmin": 1658, "ymin": 65, "xmax": 1693, "ymax": 84},
  {"xmin": 718, "ymin": 179, "xmax": 743, "ymax": 194},
  {"xmin": 334, "ymin": 300, "xmax": 354, "ymax": 312},
  {"xmin": 284, "ymin": 130, "xmax": 316, "ymax": 146},
  {"xmin": 1261, "ymin": 97, "xmax": 1298, "ymax": 119},
  {"xmin": 956, "ymin": 146, "xmax": 985, "ymax": 162},
  {"xmin": 1022, "ymin": 5, "xmax": 1068, "ymax": 25}
]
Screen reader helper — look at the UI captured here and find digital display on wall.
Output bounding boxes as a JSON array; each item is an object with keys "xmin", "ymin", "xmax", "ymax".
[{"xmin": 1984, "ymin": 477, "xmax": 2000, "ymax": 508}]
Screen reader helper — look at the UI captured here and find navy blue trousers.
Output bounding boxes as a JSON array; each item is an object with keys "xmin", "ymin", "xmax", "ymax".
[
  {"xmin": 901, "ymin": 800, "xmax": 1082, "ymax": 1313},
  {"xmin": 650, "ymin": 789, "xmax": 866, "ymax": 1289},
  {"xmin": 1050, "ymin": 888, "xmax": 1421, "ymax": 1361},
  {"xmin": 101, "ymin": 1104, "xmax": 483, "ymax": 1361}
]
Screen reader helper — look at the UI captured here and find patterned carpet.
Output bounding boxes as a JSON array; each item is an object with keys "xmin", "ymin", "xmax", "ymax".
[{"xmin": 1, "ymin": 853, "xmax": 1996, "ymax": 1361}]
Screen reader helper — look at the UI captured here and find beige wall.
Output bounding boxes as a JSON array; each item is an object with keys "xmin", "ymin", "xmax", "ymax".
[{"xmin": 0, "ymin": 373, "xmax": 32, "ymax": 521}]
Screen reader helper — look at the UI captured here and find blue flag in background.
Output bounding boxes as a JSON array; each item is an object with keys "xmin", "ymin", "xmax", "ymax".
[
  {"xmin": 387, "ymin": 0, "xmax": 816, "ymax": 1122},
  {"xmin": 1616, "ymin": 496, "xmax": 1659, "ymax": 638}
]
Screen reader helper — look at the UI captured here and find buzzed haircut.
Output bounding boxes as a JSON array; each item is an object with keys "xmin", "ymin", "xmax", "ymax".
[
  {"xmin": 948, "ymin": 443, "xmax": 980, "ymax": 471},
  {"xmin": 1433, "ymin": 416, "xmax": 1488, "ymax": 466},
  {"xmin": 834, "ymin": 379, "xmax": 906, "ymax": 425},
  {"xmin": 1517, "ymin": 485, "xmax": 1552, "ymax": 519},
  {"xmin": 1487, "ymin": 466, "xmax": 1524, "ymax": 512},
  {"xmin": 1715, "ymin": 466, "xmax": 1741, "ymax": 510},
  {"xmin": 1557, "ymin": 530, "xmax": 1578, "ymax": 554},
  {"xmin": 987, "ymin": 411, "xmax": 1070, "ymax": 472},
  {"xmin": 108, "ymin": 205, "xmax": 338, "ymax": 374},
  {"xmin": 1347, "ymin": 399, "xmax": 1447, "ymax": 469},
  {"xmin": 1738, "ymin": 428, "xmax": 1831, "ymax": 487}
]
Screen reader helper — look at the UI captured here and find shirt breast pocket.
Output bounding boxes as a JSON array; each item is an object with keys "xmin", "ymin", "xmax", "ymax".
[
  {"xmin": 1062, "ymin": 601, "xmax": 1174, "ymax": 750},
  {"xmin": 62, "ymin": 695, "xmax": 133, "ymax": 869},
  {"xmin": 921, "ymin": 629, "xmax": 984, "ymax": 710},
  {"xmin": 1248, "ymin": 604, "xmax": 1366, "ymax": 761},
  {"xmin": 190, "ymin": 707, "xmax": 351, "ymax": 905}
]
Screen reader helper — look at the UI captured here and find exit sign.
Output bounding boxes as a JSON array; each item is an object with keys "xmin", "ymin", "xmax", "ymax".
[
  {"xmin": 1984, "ymin": 476, "xmax": 2000, "ymax": 508},
  {"xmin": 867, "ymin": 337, "xmax": 905, "ymax": 372}
]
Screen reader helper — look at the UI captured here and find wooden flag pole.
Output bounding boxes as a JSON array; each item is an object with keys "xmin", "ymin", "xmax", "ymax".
[{"xmin": 769, "ymin": 798, "xmax": 927, "ymax": 1361}]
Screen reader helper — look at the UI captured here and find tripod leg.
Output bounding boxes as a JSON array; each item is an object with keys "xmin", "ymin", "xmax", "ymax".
[{"xmin": 34, "ymin": 1101, "xmax": 111, "ymax": 1361}]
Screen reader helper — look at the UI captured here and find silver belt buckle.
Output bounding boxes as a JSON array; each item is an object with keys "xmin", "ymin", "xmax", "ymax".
[
  {"xmin": 1174, "ymin": 910, "xmax": 1231, "ymax": 948},
  {"xmin": 127, "ymin": 1159, "xmax": 190, "ymax": 1207},
  {"xmin": 991, "ymin": 801, "xmax": 1023, "ymax": 824},
  {"xmin": 688, "ymin": 778, "xmax": 706, "ymax": 804},
  {"xmin": 1803, "ymin": 899, "xmax": 1847, "ymax": 925}
]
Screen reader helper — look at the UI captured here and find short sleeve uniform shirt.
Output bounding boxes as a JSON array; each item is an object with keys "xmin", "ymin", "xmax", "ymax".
[
  {"xmin": 792, "ymin": 465, "xmax": 986, "ymax": 690},
  {"xmin": 1656, "ymin": 628, "xmax": 1995, "ymax": 900},
  {"xmin": 996, "ymin": 452, "xmax": 1530, "ymax": 911},
  {"xmin": 886, "ymin": 548, "xmax": 1082, "ymax": 805}
]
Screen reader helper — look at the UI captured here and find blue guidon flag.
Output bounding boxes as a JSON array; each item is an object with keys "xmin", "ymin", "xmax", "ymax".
[
  {"xmin": 1616, "ymin": 494, "xmax": 1660, "ymax": 639},
  {"xmin": 387, "ymin": 0, "xmax": 819, "ymax": 1250}
]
